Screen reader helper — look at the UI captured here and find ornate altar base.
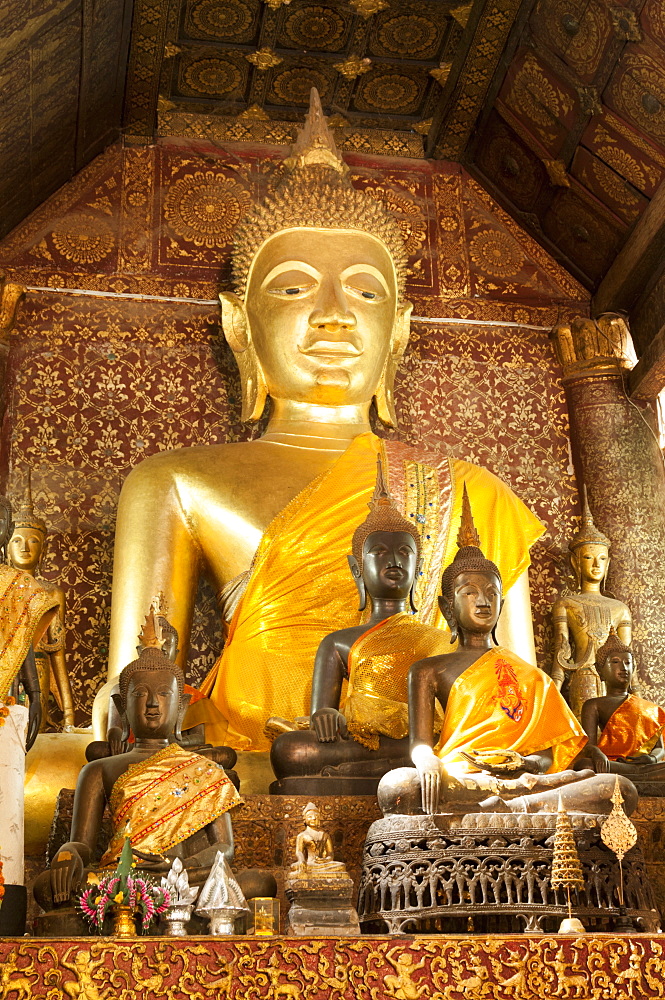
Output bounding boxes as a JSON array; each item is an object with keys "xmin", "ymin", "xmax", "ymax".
[{"xmin": 2, "ymin": 935, "xmax": 665, "ymax": 998}]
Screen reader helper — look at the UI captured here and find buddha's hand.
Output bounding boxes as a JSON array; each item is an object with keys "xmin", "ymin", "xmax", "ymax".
[
  {"xmin": 412, "ymin": 744, "xmax": 442, "ymax": 815},
  {"xmin": 589, "ymin": 745, "xmax": 611, "ymax": 773},
  {"xmin": 311, "ymin": 708, "xmax": 349, "ymax": 743},
  {"xmin": 467, "ymin": 751, "xmax": 541, "ymax": 779},
  {"xmin": 107, "ymin": 726, "xmax": 127, "ymax": 756},
  {"xmin": 620, "ymin": 753, "xmax": 655, "ymax": 766},
  {"xmin": 50, "ymin": 844, "xmax": 84, "ymax": 905}
]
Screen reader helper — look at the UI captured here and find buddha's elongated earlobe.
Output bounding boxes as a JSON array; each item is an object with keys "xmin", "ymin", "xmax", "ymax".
[
  {"xmin": 409, "ymin": 558, "xmax": 423, "ymax": 614},
  {"xmin": 437, "ymin": 595, "xmax": 457, "ymax": 643},
  {"xmin": 347, "ymin": 554, "xmax": 367, "ymax": 612},
  {"xmin": 175, "ymin": 691, "xmax": 192, "ymax": 744},
  {"xmin": 112, "ymin": 692, "xmax": 130, "ymax": 743},
  {"xmin": 220, "ymin": 292, "xmax": 268, "ymax": 422},
  {"xmin": 375, "ymin": 300, "xmax": 412, "ymax": 427}
]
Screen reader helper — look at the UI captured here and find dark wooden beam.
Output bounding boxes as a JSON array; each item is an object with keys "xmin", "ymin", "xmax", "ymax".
[
  {"xmin": 629, "ymin": 317, "xmax": 665, "ymax": 399},
  {"xmin": 593, "ymin": 180, "xmax": 665, "ymax": 317}
]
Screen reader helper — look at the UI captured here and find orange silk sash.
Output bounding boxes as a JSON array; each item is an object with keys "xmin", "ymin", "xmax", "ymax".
[
  {"xmin": 343, "ymin": 612, "xmax": 450, "ymax": 749},
  {"xmin": 100, "ymin": 744, "xmax": 241, "ymax": 866},
  {"xmin": 597, "ymin": 694, "xmax": 665, "ymax": 759},
  {"xmin": 435, "ymin": 647, "xmax": 586, "ymax": 773},
  {"xmin": 0, "ymin": 565, "xmax": 59, "ymax": 698},
  {"xmin": 199, "ymin": 432, "xmax": 543, "ymax": 751}
]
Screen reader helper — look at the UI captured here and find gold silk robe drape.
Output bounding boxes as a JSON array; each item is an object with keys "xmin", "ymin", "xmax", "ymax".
[
  {"xmin": 596, "ymin": 694, "xmax": 665, "ymax": 759},
  {"xmin": 100, "ymin": 744, "xmax": 241, "ymax": 866},
  {"xmin": 434, "ymin": 646, "xmax": 587, "ymax": 774},
  {"xmin": 0, "ymin": 565, "xmax": 59, "ymax": 699},
  {"xmin": 198, "ymin": 432, "xmax": 544, "ymax": 751}
]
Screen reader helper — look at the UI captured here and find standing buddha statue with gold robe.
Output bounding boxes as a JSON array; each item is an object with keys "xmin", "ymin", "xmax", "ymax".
[
  {"xmin": 551, "ymin": 487, "xmax": 632, "ymax": 718},
  {"xmin": 96, "ymin": 89, "xmax": 544, "ymax": 751},
  {"xmin": 7, "ymin": 473, "xmax": 75, "ymax": 730}
]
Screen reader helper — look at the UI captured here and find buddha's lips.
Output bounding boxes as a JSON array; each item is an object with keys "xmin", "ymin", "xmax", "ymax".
[{"xmin": 299, "ymin": 340, "xmax": 362, "ymax": 359}]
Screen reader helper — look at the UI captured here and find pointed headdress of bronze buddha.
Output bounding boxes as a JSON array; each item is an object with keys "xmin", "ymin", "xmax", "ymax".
[
  {"xmin": 351, "ymin": 454, "xmax": 421, "ymax": 568},
  {"xmin": 595, "ymin": 625, "xmax": 631, "ymax": 672},
  {"xmin": 14, "ymin": 469, "xmax": 47, "ymax": 537},
  {"xmin": 222, "ymin": 88, "xmax": 412, "ymax": 427},
  {"xmin": 440, "ymin": 485, "xmax": 501, "ymax": 636}
]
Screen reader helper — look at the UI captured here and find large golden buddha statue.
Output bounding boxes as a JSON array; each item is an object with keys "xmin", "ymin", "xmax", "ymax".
[{"xmin": 96, "ymin": 91, "xmax": 543, "ymax": 750}]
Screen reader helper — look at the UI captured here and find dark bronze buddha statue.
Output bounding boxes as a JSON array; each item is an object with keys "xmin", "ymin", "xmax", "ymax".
[
  {"xmin": 378, "ymin": 492, "xmax": 638, "ymax": 818},
  {"xmin": 575, "ymin": 629, "xmax": 665, "ymax": 788},
  {"xmin": 270, "ymin": 459, "xmax": 449, "ymax": 794},
  {"xmin": 33, "ymin": 646, "xmax": 241, "ymax": 932}
]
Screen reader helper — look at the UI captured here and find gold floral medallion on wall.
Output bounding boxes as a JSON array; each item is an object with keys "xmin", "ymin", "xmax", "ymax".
[
  {"xmin": 50, "ymin": 215, "xmax": 115, "ymax": 265},
  {"xmin": 186, "ymin": 0, "xmax": 257, "ymax": 42},
  {"xmin": 179, "ymin": 56, "xmax": 245, "ymax": 98},
  {"xmin": 164, "ymin": 173, "xmax": 252, "ymax": 248},
  {"xmin": 469, "ymin": 229, "xmax": 524, "ymax": 278}
]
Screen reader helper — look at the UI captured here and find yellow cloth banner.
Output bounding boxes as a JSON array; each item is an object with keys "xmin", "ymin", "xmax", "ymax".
[
  {"xmin": 343, "ymin": 612, "xmax": 450, "ymax": 749},
  {"xmin": 435, "ymin": 646, "xmax": 587, "ymax": 773},
  {"xmin": 597, "ymin": 693, "xmax": 665, "ymax": 759},
  {"xmin": 100, "ymin": 744, "xmax": 241, "ymax": 866},
  {"xmin": 201, "ymin": 432, "xmax": 543, "ymax": 751},
  {"xmin": 0, "ymin": 565, "xmax": 59, "ymax": 699}
]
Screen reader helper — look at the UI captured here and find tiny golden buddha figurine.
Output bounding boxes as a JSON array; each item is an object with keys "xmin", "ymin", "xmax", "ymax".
[
  {"xmin": 576, "ymin": 629, "xmax": 665, "ymax": 781},
  {"xmin": 97, "ymin": 89, "xmax": 544, "ymax": 750},
  {"xmin": 7, "ymin": 473, "xmax": 74, "ymax": 730},
  {"xmin": 378, "ymin": 496, "xmax": 638, "ymax": 819},
  {"xmin": 270, "ymin": 458, "xmax": 450, "ymax": 793},
  {"xmin": 551, "ymin": 487, "xmax": 632, "ymax": 718},
  {"xmin": 33, "ymin": 644, "xmax": 241, "ymax": 928},
  {"xmin": 291, "ymin": 802, "xmax": 346, "ymax": 877}
]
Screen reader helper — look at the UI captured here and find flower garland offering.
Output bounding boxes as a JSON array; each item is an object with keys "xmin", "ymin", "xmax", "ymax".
[
  {"xmin": 78, "ymin": 836, "xmax": 169, "ymax": 933},
  {"xmin": 0, "ymin": 695, "xmax": 15, "ymax": 728}
]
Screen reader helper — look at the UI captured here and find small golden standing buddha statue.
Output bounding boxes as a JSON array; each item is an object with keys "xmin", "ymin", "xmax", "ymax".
[
  {"xmin": 7, "ymin": 472, "xmax": 74, "ymax": 729},
  {"xmin": 551, "ymin": 487, "xmax": 631, "ymax": 719}
]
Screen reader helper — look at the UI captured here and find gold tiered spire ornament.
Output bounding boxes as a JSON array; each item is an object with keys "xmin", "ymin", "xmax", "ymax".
[
  {"xmin": 601, "ymin": 775, "xmax": 638, "ymax": 921},
  {"xmin": 551, "ymin": 793, "xmax": 586, "ymax": 934}
]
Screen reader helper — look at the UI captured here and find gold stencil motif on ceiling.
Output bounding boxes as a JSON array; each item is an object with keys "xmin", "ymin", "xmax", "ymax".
[
  {"xmin": 280, "ymin": 5, "xmax": 349, "ymax": 51},
  {"xmin": 178, "ymin": 55, "xmax": 247, "ymax": 98},
  {"xmin": 533, "ymin": 0, "xmax": 611, "ymax": 79},
  {"xmin": 354, "ymin": 70, "xmax": 424, "ymax": 114},
  {"xmin": 506, "ymin": 53, "xmax": 575, "ymax": 133},
  {"xmin": 610, "ymin": 51, "xmax": 665, "ymax": 145},
  {"xmin": 163, "ymin": 171, "xmax": 253, "ymax": 249},
  {"xmin": 372, "ymin": 13, "xmax": 442, "ymax": 59},
  {"xmin": 186, "ymin": 0, "xmax": 258, "ymax": 42},
  {"xmin": 270, "ymin": 64, "xmax": 334, "ymax": 105}
]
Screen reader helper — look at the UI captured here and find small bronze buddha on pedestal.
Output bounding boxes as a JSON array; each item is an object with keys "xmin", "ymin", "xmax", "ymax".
[
  {"xmin": 269, "ymin": 460, "xmax": 449, "ymax": 795},
  {"xmin": 33, "ymin": 646, "xmax": 241, "ymax": 934}
]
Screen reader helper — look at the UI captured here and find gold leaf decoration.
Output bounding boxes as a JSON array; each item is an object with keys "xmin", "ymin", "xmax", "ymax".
[
  {"xmin": 450, "ymin": 4, "xmax": 472, "ymax": 28},
  {"xmin": 412, "ymin": 118, "xmax": 432, "ymax": 135},
  {"xmin": 333, "ymin": 54, "xmax": 372, "ymax": 79},
  {"xmin": 245, "ymin": 48, "xmax": 283, "ymax": 70},
  {"xmin": 430, "ymin": 62, "xmax": 452, "ymax": 87},
  {"xmin": 543, "ymin": 160, "xmax": 571, "ymax": 187},
  {"xmin": 600, "ymin": 776, "xmax": 638, "ymax": 862},
  {"xmin": 349, "ymin": 0, "xmax": 389, "ymax": 17},
  {"xmin": 263, "ymin": 0, "xmax": 292, "ymax": 7},
  {"xmin": 238, "ymin": 105, "xmax": 270, "ymax": 121}
]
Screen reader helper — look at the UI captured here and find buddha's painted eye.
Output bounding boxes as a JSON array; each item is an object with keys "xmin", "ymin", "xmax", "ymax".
[
  {"xmin": 361, "ymin": 291, "xmax": 376, "ymax": 300},
  {"xmin": 285, "ymin": 288, "xmax": 301, "ymax": 295}
]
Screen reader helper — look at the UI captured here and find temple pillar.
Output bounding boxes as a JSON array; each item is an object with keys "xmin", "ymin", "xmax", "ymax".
[
  {"xmin": 0, "ymin": 275, "xmax": 25, "ymax": 484},
  {"xmin": 553, "ymin": 314, "xmax": 665, "ymax": 703}
]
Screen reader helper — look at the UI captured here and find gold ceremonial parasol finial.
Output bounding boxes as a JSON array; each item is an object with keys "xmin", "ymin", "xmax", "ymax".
[
  {"xmin": 601, "ymin": 775, "xmax": 637, "ymax": 916},
  {"xmin": 138, "ymin": 603, "xmax": 164, "ymax": 649},
  {"xmin": 284, "ymin": 88, "xmax": 347, "ymax": 175},
  {"xmin": 457, "ymin": 483, "xmax": 481, "ymax": 549}
]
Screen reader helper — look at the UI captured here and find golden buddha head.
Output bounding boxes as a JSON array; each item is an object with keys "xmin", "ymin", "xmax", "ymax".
[
  {"xmin": 302, "ymin": 801, "xmax": 322, "ymax": 829},
  {"xmin": 7, "ymin": 473, "xmax": 46, "ymax": 573},
  {"xmin": 569, "ymin": 486, "xmax": 610, "ymax": 590},
  {"xmin": 222, "ymin": 89, "xmax": 412, "ymax": 426},
  {"xmin": 439, "ymin": 486, "xmax": 502, "ymax": 641}
]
